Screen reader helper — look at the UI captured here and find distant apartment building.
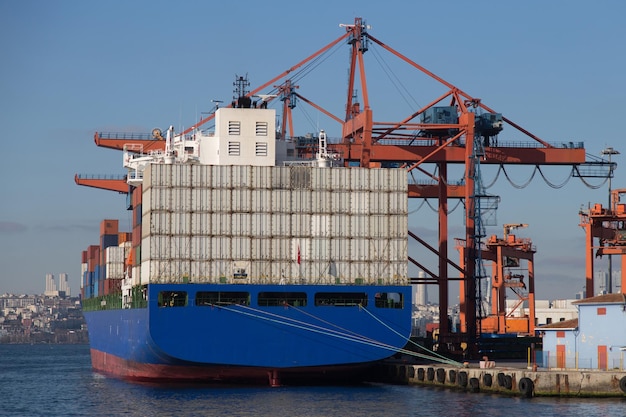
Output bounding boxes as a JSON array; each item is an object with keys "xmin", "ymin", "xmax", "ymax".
[{"xmin": 44, "ymin": 273, "xmax": 71, "ymax": 297}]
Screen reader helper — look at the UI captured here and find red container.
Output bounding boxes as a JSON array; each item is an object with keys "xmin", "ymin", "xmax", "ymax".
[
  {"xmin": 82, "ymin": 250, "xmax": 88, "ymax": 264},
  {"xmin": 100, "ymin": 219, "xmax": 119, "ymax": 236},
  {"xmin": 103, "ymin": 278, "xmax": 122, "ymax": 295},
  {"xmin": 118, "ymin": 232, "xmax": 132, "ymax": 244},
  {"xmin": 87, "ymin": 246, "xmax": 100, "ymax": 272}
]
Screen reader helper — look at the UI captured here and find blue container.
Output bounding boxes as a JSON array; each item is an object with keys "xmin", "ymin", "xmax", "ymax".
[{"xmin": 101, "ymin": 234, "xmax": 119, "ymax": 250}]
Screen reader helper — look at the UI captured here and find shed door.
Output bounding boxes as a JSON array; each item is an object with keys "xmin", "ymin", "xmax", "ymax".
[
  {"xmin": 556, "ymin": 344, "xmax": 566, "ymax": 368},
  {"xmin": 598, "ymin": 345, "xmax": 607, "ymax": 370}
]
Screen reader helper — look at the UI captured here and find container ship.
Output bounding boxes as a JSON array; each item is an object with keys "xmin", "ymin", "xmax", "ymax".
[{"xmin": 79, "ymin": 79, "xmax": 412, "ymax": 385}]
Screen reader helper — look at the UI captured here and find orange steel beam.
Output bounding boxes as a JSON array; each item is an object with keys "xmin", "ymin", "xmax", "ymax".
[
  {"xmin": 94, "ymin": 132, "xmax": 165, "ymax": 152},
  {"xmin": 74, "ymin": 174, "xmax": 128, "ymax": 193},
  {"xmin": 408, "ymin": 184, "xmax": 465, "ymax": 199},
  {"xmin": 329, "ymin": 143, "xmax": 586, "ymax": 165}
]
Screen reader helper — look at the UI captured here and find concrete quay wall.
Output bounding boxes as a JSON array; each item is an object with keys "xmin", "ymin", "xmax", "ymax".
[{"xmin": 377, "ymin": 363, "xmax": 626, "ymax": 397}]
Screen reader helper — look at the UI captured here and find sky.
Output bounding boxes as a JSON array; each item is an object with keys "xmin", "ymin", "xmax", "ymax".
[{"xmin": 1, "ymin": 1, "xmax": 625, "ymax": 303}]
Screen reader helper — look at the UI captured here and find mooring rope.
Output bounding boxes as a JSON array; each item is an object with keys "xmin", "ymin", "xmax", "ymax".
[
  {"xmin": 358, "ymin": 304, "xmax": 464, "ymax": 367},
  {"xmin": 211, "ymin": 303, "xmax": 405, "ymax": 356},
  {"xmin": 209, "ymin": 302, "xmax": 463, "ymax": 365}
]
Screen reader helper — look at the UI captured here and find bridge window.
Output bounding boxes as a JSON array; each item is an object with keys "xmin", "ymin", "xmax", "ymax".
[
  {"xmin": 314, "ymin": 292, "xmax": 367, "ymax": 307},
  {"xmin": 258, "ymin": 292, "xmax": 307, "ymax": 307},
  {"xmin": 374, "ymin": 292, "xmax": 403, "ymax": 309},
  {"xmin": 195, "ymin": 291, "xmax": 250, "ymax": 306},
  {"xmin": 158, "ymin": 291, "xmax": 187, "ymax": 307}
]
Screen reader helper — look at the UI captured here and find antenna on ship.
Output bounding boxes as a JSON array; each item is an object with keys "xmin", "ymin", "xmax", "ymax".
[
  {"xmin": 164, "ymin": 126, "xmax": 175, "ymax": 164},
  {"xmin": 233, "ymin": 74, "xmax": 252, "ymax": 108}
]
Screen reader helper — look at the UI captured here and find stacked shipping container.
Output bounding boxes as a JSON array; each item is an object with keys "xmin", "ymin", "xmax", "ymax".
[
  {"xmin": 80, "ymin": 220, "xmax": 132, "ymax": 299},
  {"xmin": 139, "ymin": 164, "xmax": 408, "ymax": 285}
]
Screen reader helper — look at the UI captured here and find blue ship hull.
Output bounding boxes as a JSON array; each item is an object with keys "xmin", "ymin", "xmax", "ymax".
[{"xmin": 84, "ymin": 283, "xmax": 412, "ymax": 385}]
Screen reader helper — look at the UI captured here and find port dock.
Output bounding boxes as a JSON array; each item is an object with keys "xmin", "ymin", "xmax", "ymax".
[{"xmin": 376, "ymin": 362, "xmax": 626, "ymax": 397}]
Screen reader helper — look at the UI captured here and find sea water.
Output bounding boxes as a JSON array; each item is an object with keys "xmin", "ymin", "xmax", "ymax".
[{"xmin": 0, "ymin": 344, "xmax": 624, "ymax": 417}]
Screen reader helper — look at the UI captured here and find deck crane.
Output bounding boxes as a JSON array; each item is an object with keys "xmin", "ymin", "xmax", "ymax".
[{"xmin": 76, "ymin": 17, "xmax": 612, "ymax": 358}]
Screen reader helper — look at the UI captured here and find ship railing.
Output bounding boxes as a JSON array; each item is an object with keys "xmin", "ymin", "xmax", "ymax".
[{"xmin": 98, "ymin": 132, "xmax": 153, "ymax": 140}]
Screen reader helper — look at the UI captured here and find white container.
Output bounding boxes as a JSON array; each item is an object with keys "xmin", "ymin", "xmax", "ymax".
[
  {"xmin": 292, "ymin": 189, "xmax": 312, "ymax": 214},
  {"xmin": 370, "ymin": 239, "xmax": 390, "ymax": 261},
  {"xmin": 389, "ymin": 238, "xmax": 408, "ymax": 262},
  {"xmin": 388, "ymin": 215, "xmax": 407, "ymax": 238},
  {"xmin": 272, "ymin": 189, "xmax": 291, "ymax": 213},
  {"xmin": 191, "ymin": 164, "xmax": 211, "ymax": 187},
  {"xmin": 231, "ymin": 188, "xmax": 252, "ymax": 213},
  {"xmin": 331, "ymin": 214, "xmax": 350, "ymax": 237},
  {"xmin": 350, "ymin": 215, "xmax": 370, "ymax": 238},
  {"xmin": 311, "ymin": 167, "xmax": 332, "ymax": 190},
  {"xmin": 209, "ymin": 236, "xmax": 230, "ymax": 260},
  {"xmin": 330, "ymin": 238, "xmax": 351, "ymax": 261},
  {"xmin": 231, "ymin": 236, "xmax": 251, "ymax": 259},
  {"xmin": 171, "ymin": 164, "xmax": 192, "ymax": 187},
  {"xmin": 350, "ymin": 168, "xmax": 370, "ymax": 191},
  {"xmin": 311, "ymin": 214, "xmax": 331, "ymax": 237},
  {"xmin": 351, "ymin": 191, "xmax": 370, "ymax": 214},
  {"xmin": 192, "ymin": 187, "xmax": 212, "ymax": 212},
  {"xmin": 270, "ymin": 237, "xmax": 291, "ymax": 261},
  {"xmin": 350, "ymin": 262, "xmax": 371, "ymax": 282},
  {"xmin": 291, "ymin": 213, "xmax": 311, "ymax": 237},
  {"xmin": 369, "ymin": 215, "xmax": 389, "ymax": 238},
  {"xmin": 190, "ymin": 260, "xmax": 210, "ymax": 282},
  {"xmin": 231, "ymin": 213, "xmax": 250, "ymax": 236},
  {"xmin": 332, "ymin": 190, "xmax": 351, "ymax": 214},
  {"xmin": 272, "ymin": 166, "xmax": 291, "ymax": 189},
  {"xmin": 369, "ymin": 192, "xmax": 389, "ymax": 214},
  {"xmin": 331, "ymin": 168, "xmax": 349, "ymax": 191},
  {"xmin": 350, "ymin": 237, "xmax": 370, "ymax": 260},
  {"xmin": 191, "ymin": 212, "xmax": 211, "ymax": 235},
  {"xmin": 311, "ymin": 189, "xmax": 331, "ymax": 213},
  {"xmin": 251, "ymin": 166, "xmax": 273, "ymax": 189},
  {"xmin": 190, "ymin": 235, "xmax": 210, "ymax": 260},
  {"xmin": 210, "ymin": 189, "xmax": 231, "ymax": 212},
  {"xmin": 389, "ymin": 191, "xmax": 408, "ymax": 214},
  {"xmin": 230, "ymin": 165, "xmax": 251, "ymax": 188},
  {"xmin": 250, "ymin": 213, "xmax": 271, "ymax": 237},
  {"xmin": 212, "ymin": 165, "xmax": 232, "ymax": 188},
  {"xmin": 311, "ymin": 237, "xmax": 331, "ymax": 261},
  {"xmin": 211, "ymin": 212, "xmax": 232, "ymax": 236},
  {"xmin": 251, "ymin": 189, "xmax": 272, "ymax": 212},
  {"xmin": 271, "ymin": 213, "xmax": 291, "ymax": 237}
]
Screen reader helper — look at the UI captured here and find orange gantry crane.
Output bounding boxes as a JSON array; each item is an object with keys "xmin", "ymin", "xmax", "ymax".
[
  {"xmin": 456, "ymin": 224, "xmax": 537, "ymax": 336},
  {"xmin": 77, "ymin": 17, "xmax": 598, "ymax": 356},
  {"xmin": 580, "ymin": 188, "xmax": 626, "ymax": 297}
]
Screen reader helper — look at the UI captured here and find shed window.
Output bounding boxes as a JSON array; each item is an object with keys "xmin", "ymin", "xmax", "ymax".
[
  {"xmin": 556, "ymin": 331, "xmax": 565, "ymax": 338},
  {"xmin": 597, "ymin": 307, "xmax": 606, "ymax": 315}
]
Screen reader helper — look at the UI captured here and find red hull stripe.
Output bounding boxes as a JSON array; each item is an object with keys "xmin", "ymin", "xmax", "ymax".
[{"xmin": 90, "ymin": 349, "xmax": 372, "ymax": 384}]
